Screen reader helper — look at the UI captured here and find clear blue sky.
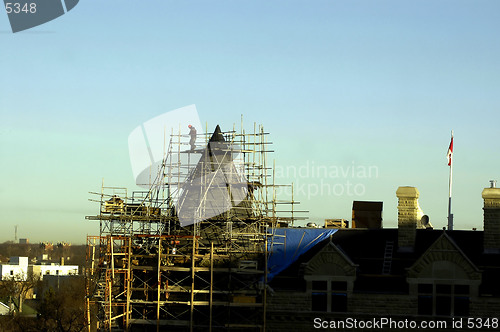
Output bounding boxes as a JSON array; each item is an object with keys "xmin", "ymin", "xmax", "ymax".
[{"xmin": 1, "ymin": 0, "xmax": 499, "ymax": 243}]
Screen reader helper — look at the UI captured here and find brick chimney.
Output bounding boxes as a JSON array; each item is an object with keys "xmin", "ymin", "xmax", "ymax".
[
  {"xmin": 482, "ymin": 182, "xmax": 500, "ymax": 254},
  {"xmin": 396, "ymin": 186, "xmax": 419, "ymax": 252}
]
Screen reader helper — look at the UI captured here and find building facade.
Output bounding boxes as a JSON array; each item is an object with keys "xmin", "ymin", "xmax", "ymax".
[
  {"xmin": 266, "ymin": 186, "xmax": 500, "ymax": 331},
  {"xmin": 0, "ymin": 257, "xmax": 29, "ymax": 281}
]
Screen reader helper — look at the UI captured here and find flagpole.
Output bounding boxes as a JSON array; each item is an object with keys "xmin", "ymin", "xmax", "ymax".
[{"xmin": 448, "ymin": 130, "xmax": 454, "ymax": 230}]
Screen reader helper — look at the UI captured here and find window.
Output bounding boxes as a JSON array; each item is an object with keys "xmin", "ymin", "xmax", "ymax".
[
  {"xmin": 417, "ymin": 283, "xmax": 470, "ymax": 316},
  {"xmin": 436, "ymin": 284, "xmax": 452, "ymax": 316},
  {"xmin": 454, "ymin": 285, "xmax": 470, "ymax": 317},
  {"xmin": 311, "ymin": 281, "xmax": 327, "ymax": 311},
  {"xmin": 331, "ymin": 281, "xmax": 348, "ymax": 312},
  {"xmin": 417, "ymin": 284, "xmax": 433, "ymax": 315},
  {"xmin": 311, "ymin": 280, "xmax": 347, "ymax": 312}
]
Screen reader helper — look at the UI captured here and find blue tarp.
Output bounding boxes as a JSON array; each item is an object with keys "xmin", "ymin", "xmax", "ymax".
[{"xmin": 267, "ymin": 228, "xmax": 338, "ymax": 282}]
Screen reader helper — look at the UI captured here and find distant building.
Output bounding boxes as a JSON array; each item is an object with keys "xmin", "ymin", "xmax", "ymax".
[
  {"xmin": 29, "ymin": 264, "xmax": 78, "ymax": 280},
  {"xmin": 0, "ymin": 257, "xmax": 29, "ymax": 280},
  {"xmin": 18, "ymin": 238, "xmax": 29, "ymax": 244},
  {"xmin": 0, "ymin": 256, "xmax": 78, "ymax": 281},
  {"xmin": 40, "ymin": 242, "xmax": 54, "ymax": 251}
]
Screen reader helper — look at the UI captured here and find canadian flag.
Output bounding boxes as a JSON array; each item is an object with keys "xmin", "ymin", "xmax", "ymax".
[{"xmin": 446, "ymin": 136, "xmax": 453, "ymax": 166}]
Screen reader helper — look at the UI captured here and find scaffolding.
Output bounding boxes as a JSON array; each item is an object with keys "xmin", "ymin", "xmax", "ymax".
[{"xmin": 85, "ymin": 122, "xmax": 304, "ymax": 331}]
